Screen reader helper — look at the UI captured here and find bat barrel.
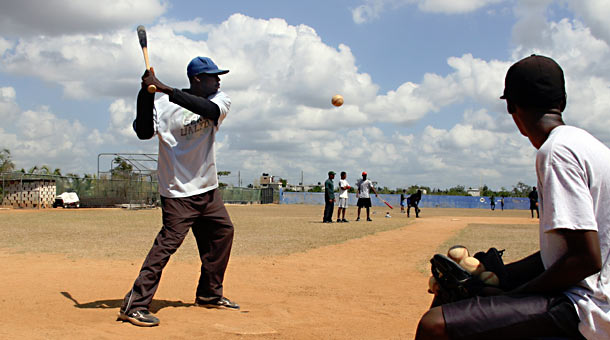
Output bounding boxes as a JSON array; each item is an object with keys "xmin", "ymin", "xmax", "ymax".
[{"xmin": 137, "ymin": 25, "xmax": 147, "ymax": 47}]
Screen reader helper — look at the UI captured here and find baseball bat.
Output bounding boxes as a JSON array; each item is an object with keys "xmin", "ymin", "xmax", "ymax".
[
  {"xmin": 136, "ymin": 25, "xmax": 157, "ymax": 94},
  {"xmin": 379, "ymin": 197, "xmax": 393, "ymax": 209}
]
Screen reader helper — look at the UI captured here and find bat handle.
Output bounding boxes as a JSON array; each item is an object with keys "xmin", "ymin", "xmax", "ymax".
[{"xmin": 142, "ymin": 46, "xmax": 157, "ymax": 93}]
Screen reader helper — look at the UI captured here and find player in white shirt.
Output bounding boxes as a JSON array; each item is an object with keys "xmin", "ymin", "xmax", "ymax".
[
  {"xmin": 355, "ymin": 171, "xmax": 378, "ymax": 222},
  {"xmin": 336, "ymin": 171, "xmax": 351, "ymax": 223},
  {"xmin": 119, "ymin": 57, "xmax": 239, "ymax": 327}
]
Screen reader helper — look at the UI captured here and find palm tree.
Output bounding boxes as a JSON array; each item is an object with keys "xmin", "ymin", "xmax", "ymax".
[{"xmin": 0, "ymin": 149, "xmax": 15, "ymax": 173}]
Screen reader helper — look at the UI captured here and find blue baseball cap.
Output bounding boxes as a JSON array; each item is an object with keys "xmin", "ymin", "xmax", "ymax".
[{"xmin": 187, "ymin": 57, "xmax": 229, "ymax": 77}]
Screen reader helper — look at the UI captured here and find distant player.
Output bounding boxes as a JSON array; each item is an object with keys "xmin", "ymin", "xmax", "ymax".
[
  {"xmin": 529, "ymin": 187, "xmax": 539, "ymax": 218},
  {"xmin": 355, "ymin": 172, "xmax": 378, "ymax": 222},
  {"xmin": 323, "ymin": 171, "xmax": 336, "ymax": 223},
  {"xmin": 336, "ymin": 171, "xmax": 350, "ymax": 223},
  {"xmin": 400, "ymin": 190, "xmax": 407, "ymax": 214},
  {"xmin": 407, "ymin": 190, "xmax": 422, "ymax": 218}
]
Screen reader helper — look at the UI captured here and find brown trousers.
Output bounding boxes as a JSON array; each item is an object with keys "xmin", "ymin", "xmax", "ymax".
[{"xmin": 122, "ymin": 188, "xmax": 234, "ymax": 313}]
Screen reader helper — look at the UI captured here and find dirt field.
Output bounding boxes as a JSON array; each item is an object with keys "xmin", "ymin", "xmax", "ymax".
[{"xmin": 0, "ymin": 205, "xmax": 537, "ymax": 339}]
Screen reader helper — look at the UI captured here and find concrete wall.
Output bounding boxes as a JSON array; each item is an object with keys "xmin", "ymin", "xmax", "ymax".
[
  {"xmin": 1, "ymin": 179, "xmax": 56, "ymax": 208},
  {"xmin": 280, "ymin": 191, "xmax": 530, "ymax": 210}
]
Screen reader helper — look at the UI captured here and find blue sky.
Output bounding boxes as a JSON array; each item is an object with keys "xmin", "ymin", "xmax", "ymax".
[{"xmin": 1, "ymin": 0, "xmax": 610, "ymax": 191}]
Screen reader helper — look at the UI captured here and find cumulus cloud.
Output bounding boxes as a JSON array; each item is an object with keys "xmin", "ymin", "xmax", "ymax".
[
  {"xmin": 0, "ymin": 86, "xmax": 19, "ymax": 122},
  {"xmin": 567, "ymin": 0, "xmax": 610, "ymax": 46},
  {"xmin": 8, "ymin": 104, "xmax": 93, "ymax": 171},
  {"xmin": 0, "ymin": 0, "xmax": 167, "ymax": 37},
  {"xmin": 352, "ymin": 0, "xmax": 504, "ymax": 23},
  {"xmin": 418, "ymin": 0, "xmax": 504, "ymax": 14}
]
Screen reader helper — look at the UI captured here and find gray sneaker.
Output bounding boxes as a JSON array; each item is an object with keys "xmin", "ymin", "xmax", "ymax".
[
  {"xmin": 195, "ymin": 296, "xmax": 240, "ymax": 310},
  {"xmin": 117, "ymin": 309, "xmax": 160, "ymax": 327}
]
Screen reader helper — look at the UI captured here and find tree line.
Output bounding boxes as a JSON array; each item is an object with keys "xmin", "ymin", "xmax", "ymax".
[{"xmin": 1, "ymin": 149, "xmax": 534, "ymax": 197}]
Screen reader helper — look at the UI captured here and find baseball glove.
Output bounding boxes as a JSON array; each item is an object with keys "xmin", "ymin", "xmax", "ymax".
[
  {"xmin": 430, "ymin": 254, "xmax": 484, "ymax": 304},
  {"xmin": 473, "ymin": 247, "xmax": 509, "ymax": 290}
]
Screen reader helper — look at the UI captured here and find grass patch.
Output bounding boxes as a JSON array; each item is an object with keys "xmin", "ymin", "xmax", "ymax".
[
  {"xmin": 416, "ymin": 222, "xmax": 540, "ymax": 274},
  {"xmin": 0, "ymin": 205, "xmax": 413, "ymax": 260}
]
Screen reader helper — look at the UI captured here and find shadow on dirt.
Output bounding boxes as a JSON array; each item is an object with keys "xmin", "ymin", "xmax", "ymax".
[{"xmin": 60, "ymin": 291, "xmax": 194, "ymax": 313}]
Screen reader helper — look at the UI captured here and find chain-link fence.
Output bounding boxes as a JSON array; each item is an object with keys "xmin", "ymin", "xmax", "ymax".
[{"xmin": 1, "ymin": 172, "xmax": 275, "ymax": 208}]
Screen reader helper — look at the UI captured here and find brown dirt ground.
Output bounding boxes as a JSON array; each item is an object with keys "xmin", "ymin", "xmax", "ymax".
[{"xmin": 0, "ymin": 206, "xmax": 536, "ymax": 339}]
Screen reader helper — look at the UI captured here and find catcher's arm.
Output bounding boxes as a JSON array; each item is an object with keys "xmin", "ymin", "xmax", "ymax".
[{"xmin": 509, "ymin": 230, "xmax": 601, "ymax": 295}]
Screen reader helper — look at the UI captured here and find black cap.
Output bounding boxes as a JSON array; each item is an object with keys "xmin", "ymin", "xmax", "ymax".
[{"xmin": 500, "ymin": 54, "xmax": 566, "ymax": 107}]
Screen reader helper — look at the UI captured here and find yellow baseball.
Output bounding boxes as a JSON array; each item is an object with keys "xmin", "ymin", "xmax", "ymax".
[
  {"xmin": 447, "ymin": 245, "xmax": 469, "ymax": 263},
  {"xmin": 459, "ymin": 256, "xmax": 485, "ymax": 276},
  {"xmin": 331, "ymin": 94, "xmax": 344, "ymax": 107},
  {"xmin": 479, "ymin": 271, "xmax": 500, "ymax": 286}
]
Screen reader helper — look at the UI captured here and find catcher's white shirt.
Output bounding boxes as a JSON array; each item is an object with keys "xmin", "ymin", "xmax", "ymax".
[{"xmin": 537, "ymin": 125, "xmax": 610, "ymax": 340}]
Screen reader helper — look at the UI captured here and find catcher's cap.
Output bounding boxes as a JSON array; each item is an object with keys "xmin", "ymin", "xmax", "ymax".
[
  {"xmin": 187, "ymin": 57, "xmax": 229, "ymax": 77},
  {"xmin": 500, "ymin": 54, "xmax": 565, "ymax": 107},
  {"xmin": 362, "ymin": 171, "xmax": 367, "ymax": 176}
]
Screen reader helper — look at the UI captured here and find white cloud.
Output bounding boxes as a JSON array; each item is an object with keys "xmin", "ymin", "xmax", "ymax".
[
  {"xmin": 0, "ymin": 86, "xmax": 19, "ymax": 121},
  {"xmin": 0, "ymin": 0, "xmax": 167, "ymax": 36},
  {"xmin": 109, "ymin": 99, "xmax": 137, "ymax": 139},
  {"xmin": 418, "ymin": 0, "xmax": 504, "ymax": 14},
  {"xmin": 0, "ymin": 37, "xmax": 13, "ymax": 56},
  {"xmin": 567, "ymin": 0, "xmax": 610, "ymax": 46},
  {"xmin": 509, "ymin": 15, "xmax": 610, "ymax": 140},
  {"xmin": 351, "ymin": 0, "xmax": 504, "ymax": 23}
]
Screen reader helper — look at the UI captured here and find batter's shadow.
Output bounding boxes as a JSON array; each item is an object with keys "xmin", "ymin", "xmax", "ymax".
[{"xmin": 60, "ymin": 291, "xmax": 194, "ymax": 313}]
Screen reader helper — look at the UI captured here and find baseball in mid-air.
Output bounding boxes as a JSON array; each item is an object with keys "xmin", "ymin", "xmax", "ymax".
[{"xmin": 331, "ymin": 94, "xmax": 344, "ymax": 107}]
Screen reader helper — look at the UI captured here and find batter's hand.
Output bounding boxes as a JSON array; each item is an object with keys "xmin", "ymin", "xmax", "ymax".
[{"xmin": 141, "ymin": 69, "xmax": 170, "ymax": 94}]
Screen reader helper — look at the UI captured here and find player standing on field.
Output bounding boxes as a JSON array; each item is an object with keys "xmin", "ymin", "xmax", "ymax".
[
  {"xmin": 118, "ymin": 56, "xmax": 239, "ymax": 327},
  {"xmin": 407, "ymin": 189, "xmax": 422, "ymax": 218},
  {"xmin": 416, "ymin": 55, "xmax": 610, "ymax": 339},
  {"xmin": 336, "ymin": 171, "xmax": 350, "ymax": 223},
  {"xmin": 355, "ymin": 171, "xmax": 378, "ymax": 222},
  {"xmin": 323, "ymin": 171, "xmax": 336, "ymax": 223},
  {"xmin": 529, "ymin": 186, "xmax": 540, "ymax": 218}
]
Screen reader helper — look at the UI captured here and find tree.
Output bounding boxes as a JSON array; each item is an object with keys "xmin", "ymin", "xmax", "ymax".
[
  {"xmin": 218, "ymin": 171, "xmax": 231, "ymax": 187},
  {"xmin": 480, "ymin": 185, "xmax": 493, "ymax": 197},
  {"xmin": 0, "ymin": 149, "xmax": 15, "ymax": 173},
  {"xmin": 308, "ymin": 185, "xmax": 322, "ymax": 193},
  {"xmin": 512, "ymin": 181, "xmax": 532, "ymax": 197},
  {"xmin": 111, "ymin": 157, "xmax": 133, "ymax": 179}
]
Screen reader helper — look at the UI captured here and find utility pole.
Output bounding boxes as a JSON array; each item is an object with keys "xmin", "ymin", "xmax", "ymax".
[
  {"xmin": 238, "ymin": 170, "xmax": 241, "ymax": 187},
  {"xmin": 301, "ymin": 170, "xmax": 304, "ymax": 191}
]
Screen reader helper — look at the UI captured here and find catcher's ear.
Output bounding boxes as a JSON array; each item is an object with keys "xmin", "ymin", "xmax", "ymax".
[{"xmin": 507, "ymin": 100, "xmax": 517, "ymax": 115}]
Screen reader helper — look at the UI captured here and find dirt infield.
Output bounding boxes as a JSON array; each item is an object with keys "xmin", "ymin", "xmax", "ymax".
[{"xmin": 0, "ymin": 205, "xmax": 537, "ymax": 339}]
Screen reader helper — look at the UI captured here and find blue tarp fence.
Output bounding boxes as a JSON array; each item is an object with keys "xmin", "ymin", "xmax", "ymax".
[{"xmin": 279, "ymin": 191, "xmax": 530, "ymax": 210}]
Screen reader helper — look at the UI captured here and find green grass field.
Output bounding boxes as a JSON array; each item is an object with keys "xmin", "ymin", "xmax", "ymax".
[{"xmin": 0, "ymin": 205, "xmax": 538, "ymax": 263}]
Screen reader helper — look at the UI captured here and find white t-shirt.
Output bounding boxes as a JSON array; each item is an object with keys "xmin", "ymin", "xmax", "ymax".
[
  {"xmin": 356, "ymin": 179, "xmax": 373, "ymax": 198},
  {"xmin": 151, "ymin": 90, "xmax": 230, "ymax": 198},
  {"xmin": 339, "ymin": 179, "xmax": 350, "ymax": 199},
  {"xmin": 537, "ymin": 125, "xmax": 610, "ymax": 340}
]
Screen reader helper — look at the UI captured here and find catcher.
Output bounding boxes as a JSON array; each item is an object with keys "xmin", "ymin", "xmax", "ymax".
[{"xmin": 416, "ymin": 55, "xmax": 610, "ymax": 339}]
